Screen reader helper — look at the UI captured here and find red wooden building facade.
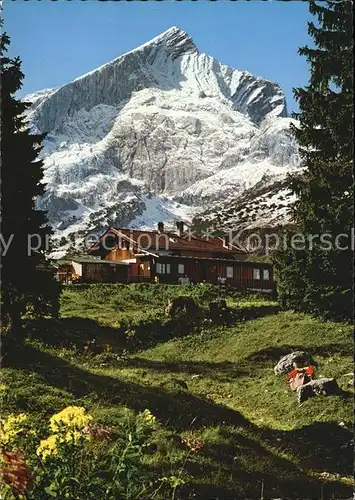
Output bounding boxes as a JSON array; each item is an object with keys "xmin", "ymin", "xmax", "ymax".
[{"xmin": 86, "ymin": 223, "xmax": 275, "ymax": 293}]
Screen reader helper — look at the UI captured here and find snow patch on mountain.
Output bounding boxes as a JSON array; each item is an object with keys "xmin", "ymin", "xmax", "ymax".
[
  {"xmin": 176, "ymin": 116, "xmax": 300, "ymax": 205},
  {"xmin": 129, "ymin": 196, "xmax": 195, "ymax": 230}
]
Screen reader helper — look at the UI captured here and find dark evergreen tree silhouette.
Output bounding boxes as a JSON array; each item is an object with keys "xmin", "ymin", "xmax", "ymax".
[
  {"xmin": 1, "ymin": 29, "xmax": 60, "ymax": 337},
  {"xmin": 274, "ymin": 1, "xmax": 353, "ymax": 320}
]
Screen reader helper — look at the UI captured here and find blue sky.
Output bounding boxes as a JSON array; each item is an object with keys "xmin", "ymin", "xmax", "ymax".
[{"xmin": 3, "ymin": 1, "xmax": 312, "ymax": 114}]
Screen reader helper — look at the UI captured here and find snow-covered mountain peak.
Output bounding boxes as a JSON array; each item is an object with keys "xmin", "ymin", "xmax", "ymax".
[
  {"xmin": 24, "ymin": 28, "xmax": 300, "ymax": 255},
  {"xmin": 26, "ymin": 27, "xmax": 287, "ymax": 134},
  {"xmin": 134, "ymin": 25, "xmax": 198, "ymax": 58}
]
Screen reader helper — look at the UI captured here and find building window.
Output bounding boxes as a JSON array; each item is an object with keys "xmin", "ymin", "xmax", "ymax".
[
  {"xmin": 262, "ymin": 269, "xmax": 270, "ymax": 280},
  {"xmin": 178, "ymin": 263, "xmax": 185, "ymax": 274},
  {"xmin": 253, "ymin": 268, "xmax": 261, "ymax": 280},
  {"xmin": 226, "ymin": 266, "xmax": 234, "ymax": 278},
  {"xmin": 156, "ymin": 263, "xmax": 171, "ymax": 274}
]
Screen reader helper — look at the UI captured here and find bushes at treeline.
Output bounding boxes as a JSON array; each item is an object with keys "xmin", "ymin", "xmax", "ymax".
[
  {"xmin": 61, "ymin": 284, "xmax": 279, "ymax": 353},
  {"xmin": 274, "ymin": 1, "xmax": 353, "ymax": 321}
]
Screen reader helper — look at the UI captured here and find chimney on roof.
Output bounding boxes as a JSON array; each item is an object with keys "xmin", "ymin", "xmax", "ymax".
[
  {"xmin": 222, "ymin": 234, "xmax": 230, "ymax": 249},
  {"xmin": 176, "ymin": 221, "xmax": 184, "ymax": 237},
  {"xmin": 157, "ymin": 222, "xmax": 164, "ymax": 234}
]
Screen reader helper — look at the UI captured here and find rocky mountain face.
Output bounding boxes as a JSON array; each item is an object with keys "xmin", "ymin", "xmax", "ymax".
[{"xmin": 25, "ymin": 26, "xmax": 301, "ymax": 253}]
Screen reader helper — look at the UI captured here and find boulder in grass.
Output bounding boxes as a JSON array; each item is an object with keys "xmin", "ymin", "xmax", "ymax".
[
  {"xmin": 274, "ymin": 351, "xmax": 318, "ymax": 375},
  {"xmin": 297, "ymin": 377, "xmax": 340, "ymax": 403},
  {"xmin": 165, "ymin": 296, "xmax": 200, "ymax": 318}
]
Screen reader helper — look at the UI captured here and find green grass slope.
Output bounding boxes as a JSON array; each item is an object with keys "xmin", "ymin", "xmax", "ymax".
[{"xmin": 1, "ymin": 285, "xmax": 353, "ymax": 499}]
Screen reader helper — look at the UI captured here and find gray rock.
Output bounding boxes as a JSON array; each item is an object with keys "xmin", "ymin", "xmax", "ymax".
[
  {"xmin": 274, "ymin": 351, "xmax": 318, "ymax": 375},
  {"xmin": 297, "ymin": 377, "xmax": 340, "ymax": 403}
]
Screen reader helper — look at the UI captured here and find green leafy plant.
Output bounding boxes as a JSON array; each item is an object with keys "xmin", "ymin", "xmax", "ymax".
[{"xmin": 0, "ymin": 406, "xmax": 179, "ymax": 499}]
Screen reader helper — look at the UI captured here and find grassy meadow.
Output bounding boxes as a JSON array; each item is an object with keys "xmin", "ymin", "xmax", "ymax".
[{"xmin": 1, "ymin": 284, "xmax": 353, "ymax": 499}]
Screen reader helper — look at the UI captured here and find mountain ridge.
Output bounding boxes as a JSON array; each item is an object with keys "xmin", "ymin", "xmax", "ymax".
[{"xmin": 24, "ymin": 26, "xmax": 300, "ymax": 255}]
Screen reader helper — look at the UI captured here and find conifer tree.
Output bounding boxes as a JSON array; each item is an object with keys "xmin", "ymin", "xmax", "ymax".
[
  {"xmin": 274, "ymin": 1, "xmax": 353, "ymax": 320},
  {"xmin": 1, "ymin": 29, "xmax": 59, "ymax": 337}
]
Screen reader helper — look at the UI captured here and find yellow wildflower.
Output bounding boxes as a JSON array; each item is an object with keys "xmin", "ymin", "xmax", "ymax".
[
  {"xmin": 49, "ymin": 406, "xmax": 93, "ymax": 433},
  {"xmin": 0, "ymin": 414, "xmax": 27, "ymax": 447},
  {"xmin": 139, "ymin": 409, "xmax": 156, "ymax": 426},
  {"xmin": 36, "ymin": 435, "xmax": 58, "ymax": 461},
  {"xmin": 64, "ymin": 429, "xmax": 83, "ymax": 444},
  {"xmin": 0, "ymin": 384, "xmax": 7, "ymax": 392},
  {"xmin": 36, "ymin": 429, "xmax": 86, "ymax": 461},
  {"xmin": 36, "ymin": 407, "xmax": 93, "ymax": 461}
]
